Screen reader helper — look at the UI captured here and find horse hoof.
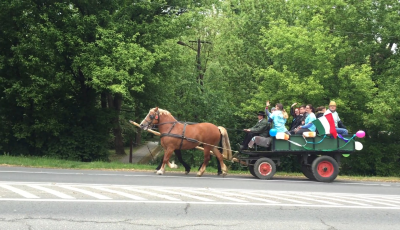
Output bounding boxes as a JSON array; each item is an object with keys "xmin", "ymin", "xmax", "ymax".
[
  {"xmin": 196, "ymin": 172, "xmax": 203, "ymax": 177},
  {"xmin": 185, "ymin": 171, "xmax": 189, "ymax": 175},
  {"xmin": 156, "ymin": 170, "xmax": 164, "ymax": 175},
  {"xmin": 154, "ymin": 170, "xmax": 158, "ymax": 173},
  {"xmin": 222, "ymin": 172, "xmax": 227, "ymax": 177}
]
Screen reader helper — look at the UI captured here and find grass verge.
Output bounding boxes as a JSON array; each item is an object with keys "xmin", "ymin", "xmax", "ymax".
[{"xmin": 0, "ymin": 155, "xmax": 399, "ymax": 182}]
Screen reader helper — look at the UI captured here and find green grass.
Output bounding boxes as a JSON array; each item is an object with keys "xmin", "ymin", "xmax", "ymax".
[
  {"xmin": 0, "ymin": 154, "xmax": 149, "ymax": 170},
  {"xmin": 0, "ymin": 154, "xmax": 218, "ymax": 173},
  {"xmin": 0, "ymin": 155, "xmax": 399, "ymax": 182}
]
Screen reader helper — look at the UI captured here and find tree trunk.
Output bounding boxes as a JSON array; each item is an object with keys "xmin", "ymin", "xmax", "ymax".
[
  {"xmin": 101, "ymin": 92, "xmax": 107, "ymax": 109},
  {"xmin": 107, "ymin": 93, "xmax": 126, "ymax": 155}
]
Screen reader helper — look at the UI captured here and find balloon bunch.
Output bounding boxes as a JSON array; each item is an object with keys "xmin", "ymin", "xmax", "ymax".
[{"xmin": 354, "ymin": 130, "xmax": 365, "ymax": 151}]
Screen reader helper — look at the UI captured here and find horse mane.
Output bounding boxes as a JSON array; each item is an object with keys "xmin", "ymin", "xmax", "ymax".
[{"xmin": 150, "ymin": 108, "xmax": 172, "ymax": 116}]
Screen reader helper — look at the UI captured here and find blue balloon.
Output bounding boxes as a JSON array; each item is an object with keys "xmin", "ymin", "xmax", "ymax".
[{"xmin": 269, "ymin": 128, "xmax": 277, "ymax": 137}]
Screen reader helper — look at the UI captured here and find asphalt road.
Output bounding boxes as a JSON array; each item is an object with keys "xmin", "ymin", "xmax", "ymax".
[{"xmin": 1, "ymin": 166, "xmax": 400, "ymax": 230}]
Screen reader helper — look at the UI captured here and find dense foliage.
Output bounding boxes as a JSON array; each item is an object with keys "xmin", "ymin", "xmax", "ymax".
[{"xmin": 1, "ymin": 0, "xmax": 399, "ymax": 176}]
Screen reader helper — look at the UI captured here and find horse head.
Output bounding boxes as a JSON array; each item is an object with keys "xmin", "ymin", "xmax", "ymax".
[{"xmin": 140, "ymin": 107, "xmax": 160, "ymax": 130}]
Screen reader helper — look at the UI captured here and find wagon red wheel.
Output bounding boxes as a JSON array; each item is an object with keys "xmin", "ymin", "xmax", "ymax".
[
  {"xmin": 248, "ymin": 160, "xmax": 257, "ymax": 178},
  {"xmin": 317, "ymin": 161, "xmax": 334, "ymax": 177},
  {"xmin": 248, "ymin": 165, "xmax": 256, "ymax": 178},
  {"xmin": 259, "ymin": 163, "xmax": 272, "ymax": 176},
  {"xmin": 254, "ymin": 158, "xmax": 276, "ymax": 180},
  {"xmin": 301, "ymin": 155, "xmax": 317, "ymax": 180},
  {"xmin": 311, "ymin": 156, "xmax": 339, "ymax": 182},
  {"xmin": 301, "ymin": 165, "xmax": 316, "ymax": 180}
]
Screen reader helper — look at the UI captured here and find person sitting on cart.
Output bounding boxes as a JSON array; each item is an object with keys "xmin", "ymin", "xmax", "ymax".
[
  {"xmin": 247, "ymin": 128, "xmax": 272, "ymax": 149},
  {"xmin": 265, "ymin": 101, "xmax": 290, "ymax": 135},
  {"xmin": 265, "ymin": 101, "xmax": 277, "ymax": 126},
  {"xmin": 294, "ymin": 104, "xmax": 316, "ymax": 134},
  {"xmin": 316, "ymin": 106, "xmax": 326, "ymax": 118},
  {"xmin": 289, "ymin": 102, "xmax": 300, "ymax": 131},
  {"xmin": 240, "ymin": 111, "xmax": 270, "ymax": 150},
  {"xmin": 289, "ymin": 104, "xmax": 307, "ymax": 134},
  {"xmin": 324, "ymin": 101, "xmax": 348, "ymax": 135}
]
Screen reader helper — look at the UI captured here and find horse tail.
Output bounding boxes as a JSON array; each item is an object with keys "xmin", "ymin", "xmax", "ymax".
[{"xmin": 218, "ymin": 126, "xmax": 232, "ymax": 160}]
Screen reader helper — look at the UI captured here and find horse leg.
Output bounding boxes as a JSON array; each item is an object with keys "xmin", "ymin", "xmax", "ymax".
[
  {"xmin": 156, "ymin": 147, "xmax": 174, "ymax": 175},
  {"xmin": 213, "ymin": 147, "xmax": 228, "ymax": 177},
  {"xmin": 197, "ymin": 146, "xmax": 212, "ymax": 177},
  {"xmin": 217, "ymin": 156, "xmax": 222, "ymax": 176},
  {"xmin": 156, "ymin": 159, "xmax": 176, "ymax": 173},
  {"xmin": 155, "ymin": 159, "xmax": 163, "ymax": 172},
  {"xmin": 198, "ymin": 155, "xmax": 221, "ymax": 175},
  {"xmin": 175, "ymin": 150, "xmax": 191, "ymax": 174}
]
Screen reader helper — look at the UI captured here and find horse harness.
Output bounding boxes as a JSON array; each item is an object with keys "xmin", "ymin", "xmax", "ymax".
[
  {"xmin": 148, "ymin": 111, "xmax": 199, "ymax": 149},
  {"xmin": 147, "ymin": 111, "xmax": 219, "ymax": 150},
  {"xmin": 159, "ymin": 121, "xmax": 199, "ymax": 150}
]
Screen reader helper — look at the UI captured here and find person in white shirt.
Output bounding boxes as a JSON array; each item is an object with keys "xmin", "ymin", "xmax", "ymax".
[{"xmin": 324, "ymin": 101, "xmax": 348, "ymax": 135}]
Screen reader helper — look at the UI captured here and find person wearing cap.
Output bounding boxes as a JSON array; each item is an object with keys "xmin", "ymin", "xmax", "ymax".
[
  {"xmin": 324, "ymin": 101, "xmax": 348, "ymax": 135},
  {"xmin": 240, "ymin": 111, "xmax": 270, "ymax": 150}
]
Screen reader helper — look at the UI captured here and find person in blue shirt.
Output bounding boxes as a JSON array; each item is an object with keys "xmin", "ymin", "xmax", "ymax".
[
  {"xmin": 265, "ymin": 101, "xmax": 290, "ymax": 135},
  {"xmin": 294, "ymin": 104, "xmax": 316, "ymax": 134}
]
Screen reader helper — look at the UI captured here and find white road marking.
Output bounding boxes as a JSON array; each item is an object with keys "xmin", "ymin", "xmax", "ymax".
[
  {"xmin": 370, "ymin": 196, "xmax": 400, "ymax": 204},
  {"xmin": 213, "ymin": 190, "xmax": 280, "ymax": 204},
  {"xmin": 120, "ymin": 187, "xmax": 181, "ymax": 201},
  {"xmin": 352, "ymin": 195, "xmax": 400, "ymax": 205},
  {"xmin": 1, "ymin": 182, "xmax": 400, "ymax": 210},
  {"xmin": 183, "ymin": 189, "xmax": 248, "ymax": 203},
  {"xmin": 28, "ymin": 185, "xmax": 75, "ymax": 199},
  {"xmin": 242, "ymin": 191, "xmax": 309, "ymax": 204},
  {"xmin": 92, "ymin": 187, "xmax": 146, "ymax": 200},
  {"xmin": 328, "ymin": 195, "xmax": 398, "ymax": 207},
  {"xmin": 301, "ymin": 193, "xmax": 371, "ymax": 206},
  {"xmin": 272, "ymin": 192, "xmax": 342, "ymax": 205},
  {"xmin": 0, "ymin": 184, "xmax": 39, "ymax": 199},
  {"xmin": 59, "ymin": 185, "xmax": 112, "ymax": 200},
  {"xmin": 149, "ymin": 188, "xmax": 215, "ymax": 202}
]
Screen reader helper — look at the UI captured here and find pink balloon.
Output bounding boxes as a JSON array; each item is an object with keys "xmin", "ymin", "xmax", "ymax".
[{"xmin": 356, "ymin": 130, "xmax": 365, "ymax": 138}]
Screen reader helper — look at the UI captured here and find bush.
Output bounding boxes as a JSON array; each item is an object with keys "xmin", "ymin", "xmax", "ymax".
[{"xmin": 341, "ymin": 133, "xmax": 400, "ymax": 176}]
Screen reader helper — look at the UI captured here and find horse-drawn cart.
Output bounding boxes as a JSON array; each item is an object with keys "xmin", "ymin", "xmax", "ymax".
[
  {"xmin": 233, "ymin": 134, "xmax": 361, "ymax": 182},
  {"xmin": 132, "ymin": 107, "xmax": 364, "ymax": 182}
]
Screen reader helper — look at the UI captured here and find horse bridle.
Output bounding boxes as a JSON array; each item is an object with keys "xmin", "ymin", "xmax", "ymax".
[
  {"xmin": 143, "ymin": 111, "xmax": 179, "ymax": 129},
  {"xmin": 144, "ymin": 110, "xmax": 160, "ymax": 128}
]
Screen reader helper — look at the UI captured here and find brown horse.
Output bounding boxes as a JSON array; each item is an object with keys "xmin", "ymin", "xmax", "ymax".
[{"xmin": 139, "ymin": 107, "xmax": 232, "ymax": 176}]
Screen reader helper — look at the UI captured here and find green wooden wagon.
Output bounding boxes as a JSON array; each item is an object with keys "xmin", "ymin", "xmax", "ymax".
[{"xmin": 234, "ymin": 134, "xmax": 361, "ymax": 182}]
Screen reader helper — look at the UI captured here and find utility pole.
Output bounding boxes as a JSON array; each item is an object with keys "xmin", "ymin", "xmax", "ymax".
[{"xmin": 177, "ymin": 39, "xmax": 211, "ymax": 91}]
